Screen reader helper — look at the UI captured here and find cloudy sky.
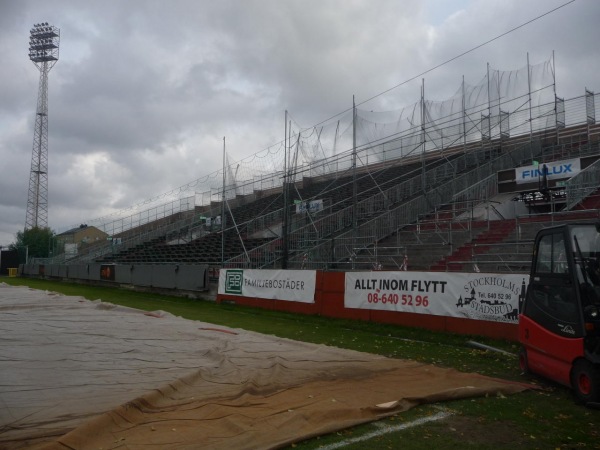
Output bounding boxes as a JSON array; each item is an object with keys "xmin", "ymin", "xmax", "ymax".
[{"xmin": 0, "ymin": 0, "xmax": 598, "ymax": 246}]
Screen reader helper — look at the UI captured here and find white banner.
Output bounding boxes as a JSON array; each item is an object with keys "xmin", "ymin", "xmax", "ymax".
[
  {"xmin": 219, "ymin": 269, "xmax": 317, "ymax": 303},
  {"xmin": 295, "ymin": 199, "xmax": 324, "ymax": 214},
  {"xmin": 345, "ymin": 272, "xmax": 529, "ymax": 323},
  {"xmin": 515, "ymin": 158, "xmax": 580, "ymax": 184}
]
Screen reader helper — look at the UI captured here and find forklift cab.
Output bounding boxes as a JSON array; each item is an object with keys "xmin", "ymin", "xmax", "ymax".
[{"xmin": 519, "ymin": 222, "xmax": 600, "ymax": 404}]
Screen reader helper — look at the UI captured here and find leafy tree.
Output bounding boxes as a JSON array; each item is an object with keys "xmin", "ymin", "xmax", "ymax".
[{"xmin": 10, "ymin": 227, "xmax": 55, "ymax": 261}]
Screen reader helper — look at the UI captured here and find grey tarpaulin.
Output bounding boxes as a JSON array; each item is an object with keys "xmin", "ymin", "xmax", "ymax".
[{"xmin": 0, "ymin": 283, "xmax": 530, "ymax": 449}]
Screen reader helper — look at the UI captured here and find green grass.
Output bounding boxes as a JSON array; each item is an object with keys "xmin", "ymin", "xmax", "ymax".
[{"xmin": 3, "ymin": 277, "xmax": 599, "ymax": 449}]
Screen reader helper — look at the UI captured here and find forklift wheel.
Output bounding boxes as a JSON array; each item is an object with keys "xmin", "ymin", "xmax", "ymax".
[
  {"xmin": 518, "ymin": 347, "xmax": 529, "ymax": 374},
  {"xmin": 571, "ymin": 359, "xmax": 600, "ymax": 404}
]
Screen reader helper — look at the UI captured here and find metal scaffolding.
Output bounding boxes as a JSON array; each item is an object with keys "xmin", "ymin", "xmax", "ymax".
[{"xmin": 25, "ymin": 22, "xmax": 60, "ymax": 230}]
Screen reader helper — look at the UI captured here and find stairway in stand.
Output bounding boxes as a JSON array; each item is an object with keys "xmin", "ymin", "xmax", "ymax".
[
  {"xmin": 572, "ymin": 188, "xmax": 600, "ymax": 211},
  {"xmin": 429, "ymin": 220, "xmax": 516, "ymax": 272}
]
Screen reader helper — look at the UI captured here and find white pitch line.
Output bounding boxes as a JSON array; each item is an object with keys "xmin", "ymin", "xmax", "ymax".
[{"xmin": 317, "ymin": 409, "xmax": 453, "ymax": 450}]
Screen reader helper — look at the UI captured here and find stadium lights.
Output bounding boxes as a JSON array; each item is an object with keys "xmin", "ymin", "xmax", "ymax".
[
  {"xmin": 29, "ymin": 22, "xmax": 59, "ymax": 64},
  {"xmin": 25, "ymin": 22, "xmax": 60, "ymax": 230}
]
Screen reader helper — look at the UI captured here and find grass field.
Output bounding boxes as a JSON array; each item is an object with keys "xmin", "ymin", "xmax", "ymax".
[{"xmin": 3, "ymin": 277, "xmax": 599, "ymax": 449}]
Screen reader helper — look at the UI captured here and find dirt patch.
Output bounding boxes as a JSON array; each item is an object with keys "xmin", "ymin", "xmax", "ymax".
[{"xmin": 440, "ymin": 415, "xmax": 528, "ymax": 447}]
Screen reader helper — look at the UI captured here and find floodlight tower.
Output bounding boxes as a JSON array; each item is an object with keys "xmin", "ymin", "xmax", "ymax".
[{"xmin": 25, "ymin": 22, "xmax": 60, "ymax": 230}]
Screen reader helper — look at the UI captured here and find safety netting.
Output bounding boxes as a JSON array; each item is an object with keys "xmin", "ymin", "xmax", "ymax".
[
  {"xmin": 0, "ymin": 284, "xmax": 532, "ymax": 449},
  {"xmin": 64, "ymin": 56, "xmax": 568, "ymax": 239}
]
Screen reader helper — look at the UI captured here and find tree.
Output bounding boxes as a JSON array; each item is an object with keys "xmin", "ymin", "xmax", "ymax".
[{"xmin": 10, "ymin": 227, "xmax": 55, "ymax": 261}]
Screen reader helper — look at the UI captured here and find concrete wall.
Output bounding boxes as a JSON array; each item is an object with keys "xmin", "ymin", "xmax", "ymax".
[{"xmin": 20, "ymin": 263, "xmax": 208, "ymax": 293}]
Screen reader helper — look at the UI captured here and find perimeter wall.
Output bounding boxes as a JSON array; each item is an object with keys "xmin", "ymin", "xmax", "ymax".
[
  {"xmin": 16, "ymin": 264, "xmax": 518, "ymax": 340},
  {"xmin": 217, "ymin": 270, "xmax": 521, "ymax": 341},
  {"xmin": 19, "ymin": 263, "xmax": 209, "ymax": 293}
]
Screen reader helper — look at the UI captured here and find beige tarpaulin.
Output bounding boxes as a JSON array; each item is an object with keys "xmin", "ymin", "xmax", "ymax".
[{"xmin": 0, "ymin": 284, "xmax": 529, "ymax": 449}]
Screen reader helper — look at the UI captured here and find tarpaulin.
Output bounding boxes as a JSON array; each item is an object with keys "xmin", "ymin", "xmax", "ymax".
[{"xmin": 0, "ymin": 284, "xmax": 529, "ymax": 449}]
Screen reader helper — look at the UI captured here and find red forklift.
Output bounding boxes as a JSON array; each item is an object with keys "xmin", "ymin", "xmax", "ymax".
[{"xmin": 519, "ymin": 222, "xmax": 600, "ymax": 405}]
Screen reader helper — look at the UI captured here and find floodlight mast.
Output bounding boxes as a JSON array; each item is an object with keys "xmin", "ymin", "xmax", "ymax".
[{"xmin": 25, "ymin": 22, "xmax": 60, "ymax": 230}]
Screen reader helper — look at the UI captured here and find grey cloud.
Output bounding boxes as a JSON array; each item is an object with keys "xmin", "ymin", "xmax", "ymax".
[{"xmin": 0, "ymin": 0, "xmax": 598, "ymax": 245}]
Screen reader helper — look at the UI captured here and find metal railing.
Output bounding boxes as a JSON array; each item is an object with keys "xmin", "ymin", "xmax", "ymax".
[
  {"xmin": 64, "ymin": 210, "xmax": 199, "ymax": 263},
  {"xmin": 292, "ymin": 140, "xmax": 540, "ymax": 268},
  {"xmin": 55, "ymin": 105, "xmax": 599, "ymax": 269},
  {"xmin": 223, "ymin": 137, "xmax": 540, "ymax": 269},
  {"xmin": 565, "ymin": 158, "xmax": 600, "ymax": 210}
]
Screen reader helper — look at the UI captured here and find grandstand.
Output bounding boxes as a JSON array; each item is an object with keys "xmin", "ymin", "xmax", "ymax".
[{"xmin": 44, "ymin": 57, "xmax": 600, "ymax": 275}]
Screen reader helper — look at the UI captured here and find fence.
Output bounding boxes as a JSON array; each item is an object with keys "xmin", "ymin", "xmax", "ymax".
[{"xmin": 19, "ymin": 263, "xmax": 209, "ymax": 292}]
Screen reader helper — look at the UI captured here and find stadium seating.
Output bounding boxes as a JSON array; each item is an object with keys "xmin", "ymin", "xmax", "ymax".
[{"xmin": 95, "ymin": 121, "xmax": 600, "ymax": 272}]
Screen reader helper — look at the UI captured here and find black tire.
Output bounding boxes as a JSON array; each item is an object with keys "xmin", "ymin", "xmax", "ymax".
[
  {"xmin": 519, "ymin": 347, "xmax": 529, "ymax": 374},
  {"xmin": 571, "ymin": 359, "xmax": 600, "ymax": 404}
]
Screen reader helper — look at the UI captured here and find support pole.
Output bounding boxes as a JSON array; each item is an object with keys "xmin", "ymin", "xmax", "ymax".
[
  {"xmin": 420, "ymin": 79, "xmax": 426, "ymax": 192},
  {"xmin": 221, "ymin": 137, "xmax": 226, "ymax": 268},
  {"xmin": 487, "ymin": 62, "xmax": 492, "ymax": 134},
  {"xmin": 352, "ymin": 96, "xmax": 357, "ymax": 269},
  {"xmin": 553, "ymin": 50, "xmax": 559, "ymax": 144},
  {"xmin": 527, "ymin": 53, "xmax": 534, "ymax": 158},
  {"xmin": 352, "ymin": 96, "xmax": 357, "ymax": 234},
  {"xmin": 282, "ymin": 111, "xmax": 289, "ymax": 269},
  {"xmin": 462, "ymin": 75, "xmax": 467, "ymax": 152}
]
